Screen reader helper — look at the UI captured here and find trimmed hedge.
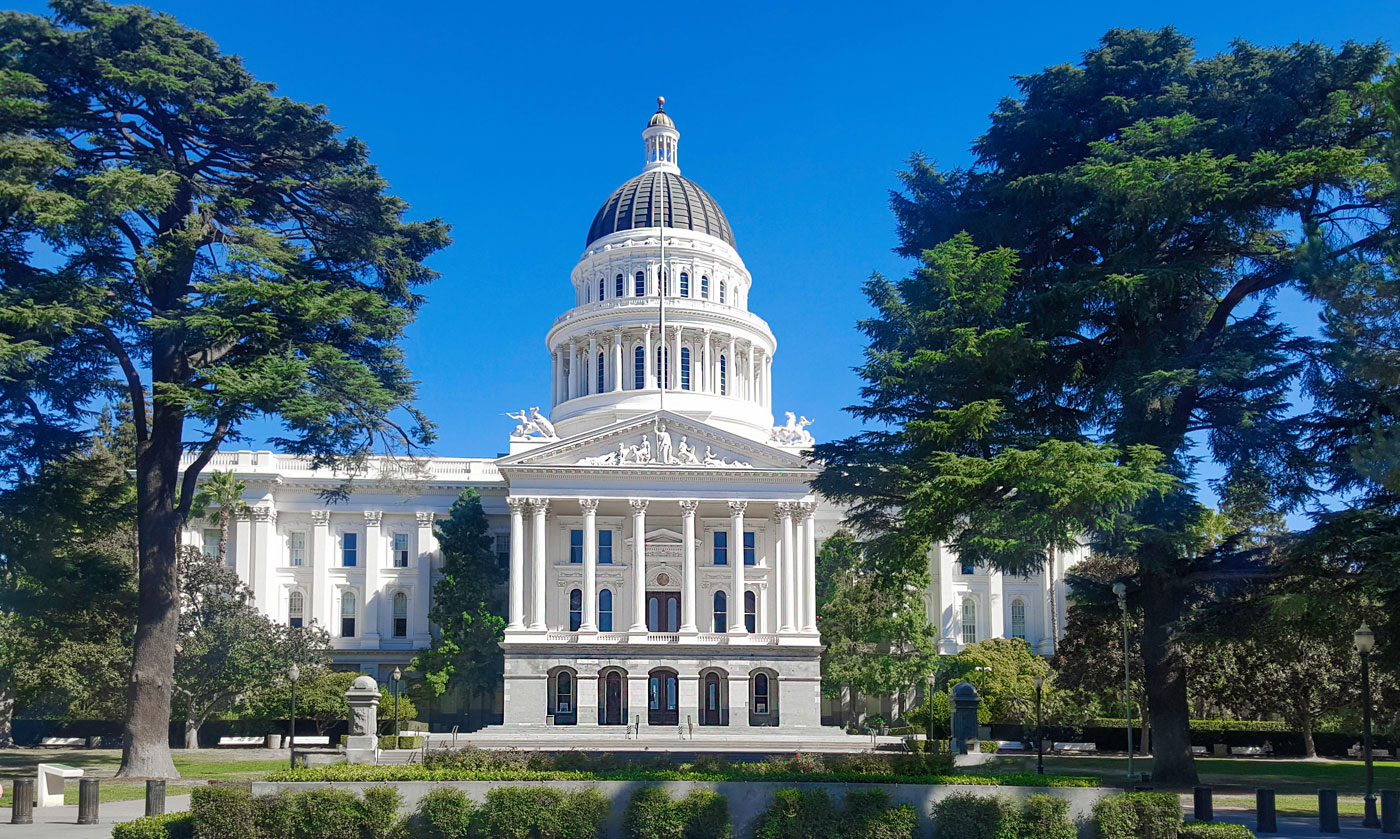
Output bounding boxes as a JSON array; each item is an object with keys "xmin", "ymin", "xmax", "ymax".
[
  {"xmin": 480, "ymin": 786, "xmax": 610, "ymax": 839},
  {"xmin": 750, "ymin": 788, "xmax": 917, "ymax": 839},
  {"xmin": 411, "ymin": 787, "xmax": 475, "ymax": 839},
  {"xmin": 1093, "ymin": 792, "xmax": 1182, "ymax": 839},
  {"xmin": 190, "ymin": 784, "xmax": 403, "ymax": 839},
  {"xmin": 931, "ymin": 792, "xmax": 1074, "ymax": 839},
  {"xmin": 379, "ymin": 735, "xmax": 425, "ymax": 750},
  {"xmin": 623, "ymin": 786, "xmax": 730, "ymax": 839},
  {"xmin": 1180, "ymin": 823, "xmax": 1256, "ymax": 839},
  {"xmin": 111, "ymin": 812, "xmax": 194, "ymax": 839}
]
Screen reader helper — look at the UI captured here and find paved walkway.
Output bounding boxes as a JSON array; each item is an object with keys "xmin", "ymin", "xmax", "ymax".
[
  {"xmin": 0, "ymin": 796, "xmax": 189, "ymax": 839},
  {"xmin": 1214, "ymin": 809, "xmax": 1377, "ymax": 837}
]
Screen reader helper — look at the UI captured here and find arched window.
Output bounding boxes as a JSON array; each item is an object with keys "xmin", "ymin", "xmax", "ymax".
[
  {"xmin": 597, "ymin": 351, "xmax": 605, "ymax": 394},
  {"xmin": 634, "ymin": 346, "xmax": 645, "ymax": 389},
  {"xmin": 701, "ymin": 275, "xmax": 710, "ymax": 298},
  {"xmin": 961, "ymin": 599, "xmax": 977, "ymax": 645},
  {"xmin": 598, "ymin": 277, "xmax": 606, "ymax": 301},
  {"xmin": 599, "ymin": 589, "xmax": 613, "ymax": 632},
  {"xmin": 393, "ymin": 591, "xmax": 408, "ymax": 638},
  {"xmin": 340, "ymin": 592, "xmax": 356, "ymax": 638},
  {"xmin": 744, "ymin": 590, "xmax": 756, "ymax": 633},
  {"xmin": 556, "ymin": 671, "xmax": 573, "ymax": 714},
  {"xmin": 655, "ymin": 346, "xmax": 670, "ymax": 388},
  {"xmin": 719, "ymin": 280, "xmax": 727, "ymax": 304},
  {"xmin": 719, "ymin": 355, "xmax": 727, "ymax": 395},
  {"xmin": 1011, "ymin": 599, "xmax": 1026, "ymax": 640},
  {"xmin": 289, "ymin": 591, "xmax": 304, "ymax": 629},
  {"xmin": 713, "ymin": 591, "xmax": 727, "ymax": 633},
  {"xmin": 569, "ymin": 588, "xmax": 583, "ymax": 632},
  {"xmin": 680, "ymin": 347, "xmax": 691, "ymax": 390},
  {"xmin": 635, "ymin": 270, "xmax": 646, "ymax": 297},
  {"xmin": 753, "ymin": 673, "xmax": 770, "ymax": 715},
  {"xmin": 584, "ymin": 284, "xmax": 590, "ymax": 303},
  {"xmin": 680, "ymin": 272, "xmax": 690, "ymax": 297},
  {"xmin": 615, "ymin": 273, "xmax": 624, "ymax": 298}
]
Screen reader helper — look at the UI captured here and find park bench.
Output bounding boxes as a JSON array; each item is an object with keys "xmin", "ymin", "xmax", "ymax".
[
  {"xmin": 1191, "ymin": 745, "xmax": 1208, "ymax": 755},
  {"xmin": 38, "ymin": 737, "xmax": 85, "ymax": 748},
  {"xmin": 1349, "ymin": 746, "xmax": 1392, "ymax": 759},
  {"xmin": 217, "ymin": 736, "xmax": 266, "ymax": 747},
  {"xmin": 1232, "ymin": 745, "xmax": 1265, "ymax": 756},
  {"xmin": 1053, "ymin": 742, "xmax": 1098, "ymax": 754},
  {"xmin": 36, "ymin": 763, "xmax": 83, "ymax": 807},
  {"xmin": 288, "ymin": 735, "xmax": 331, "ymax": 747},
  {"xmin": 995, "ymin": 740, "xmax": 1026, "ymax": 752}
]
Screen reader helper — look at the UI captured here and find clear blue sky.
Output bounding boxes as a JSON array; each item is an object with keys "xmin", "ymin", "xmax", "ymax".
[{"xmin": 15, "ymin": 1, "xmax": 1400, "ymax": 483}]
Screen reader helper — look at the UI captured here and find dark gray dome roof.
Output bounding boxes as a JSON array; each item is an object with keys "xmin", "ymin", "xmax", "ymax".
[{"xmin": 586, "ymin": 171, "xmax": 736, "ymax": 249}]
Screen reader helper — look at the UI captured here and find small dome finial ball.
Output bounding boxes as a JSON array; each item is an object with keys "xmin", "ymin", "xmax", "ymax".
[{"xmin": 657, "ymin": 96, "xmax": 665, "ymax": 110}]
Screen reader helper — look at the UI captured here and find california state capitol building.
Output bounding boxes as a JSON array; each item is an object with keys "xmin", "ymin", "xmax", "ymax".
[{"xmin": 181, "ymin": 100, "xmax": 1086, "ymax": 736}]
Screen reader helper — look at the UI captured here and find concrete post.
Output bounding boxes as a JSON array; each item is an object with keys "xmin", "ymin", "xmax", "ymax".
[
  {"xmin": 344, "ymin": 674, "xmax": 381, "ymax": 764},
  {"xmin": 1381, "ymin": 789, "xmax": 1399, "ymax": 834},
  {"xmin": 1193, "ymin": 787, "xmax": 1213, "ymax": 823},
  {"xmin": 951, "ymin": 682, "xmax": 981, "ymax": 754},
  {"xmin": 1319, "ymin": 789, "xmax": 1339, "ymax": 833}
]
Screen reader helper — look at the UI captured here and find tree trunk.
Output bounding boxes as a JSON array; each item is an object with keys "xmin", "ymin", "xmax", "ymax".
[
  {"xmin": 0, "ymin": 682, "xmax": 13, "ymax": 748},
  {"xmin": 117, "ymin": 367, "xmax": 184, "ymax": 779},
  {"xmin": 1140, "ymin": 569, "xmax": 1198, "ymax": 784},
  {"xmin": 218, "ymin": 517, "xmax": 228, "ymax": 567},
  {"xmin": 184, "ymin": 720, "xmax": 200, "ymax": 750},
  {"xmin": 1299, "ymin": 702, "xmax": 1317, "ymax": 758}
]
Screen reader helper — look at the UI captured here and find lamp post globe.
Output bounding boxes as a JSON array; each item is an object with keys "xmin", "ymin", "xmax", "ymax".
[{"xmin": 1356, "ymin": 622, "xmax": 1379, "ymax": 827}]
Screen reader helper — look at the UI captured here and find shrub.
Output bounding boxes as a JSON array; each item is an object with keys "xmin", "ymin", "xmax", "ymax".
[
  {"xmin": 361, "ymin": 786, "xmax": 404, "ymax": 838},
  {"xmin": 377, "ymin": 735, "xmax": 424, "ymax": 750},
  {"xmin": 192, "ymin": 786, "xmax": 256, "ymax": 839},
  {"xmin": 480, "ymin": 786, "xmax": 609, "ymax": 839},
  {"xmin": 1180, "ymin": 824, "xmax": 1256, "ymax": 839},
  {"xmin": 623, "ymin": 786, "xmax": 731, "ymax": 839},
  {"xmin": 980, "ymin": 740, "xmax": 999, "ymax": 754},
  {"xmin": 1021, "ymin": 794, "xmax": 1076, "ymax": 839},
  {"xmin": 931, "ymin": 792, "xmax": 1018, "ymax": 839},
  {"xmin": 412, "ymin": 787, "xmax": 476, "ymax": 839},
  {"xmin": 841, "ymin": 790, "xmax": 917, "ymax": 839},
  {"xmin": 1094, "ymin": 792, "xmax": 1182, "ymax": 839},
  {"xmin": 289, "ymin": 787, "xmax": 369, "ymax": 839},
  {"xmin": 112, "ymin": 812, "xmax": 194, "ymax": 839},
  {"xmin": 751, "ymin": 788, "xmax": 839, "ymax": 839}
]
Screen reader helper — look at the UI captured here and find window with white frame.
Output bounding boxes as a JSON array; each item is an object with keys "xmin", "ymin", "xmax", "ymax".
[
  {"xmin": 597, "ymin": 351, "xmax": 605, "ymax": 393},
  {"xmin": 719, "ymin": 355, "xmax": 727, "ymax": 395},
  {"xmin": 340, "ymin": 591, "xmax": 356, "ymax": 637},
  {"xmin": 202, "ymin": 529, "xmax": 221, "ymax": 559},
  {"xmin": 635, "ymin": 270, "xmax": 645, "ymax": 296},
  {"xmin": 744, "ymin": 531, "xmax": 756, "ymax": 566},
  {"xmin": 289, "ymin": 590, "xmax": 304, "ymax": 628},
  {"xmin": 599, "ymin": 589, "xmax": 613, "ymax": 632},
  {"xmin": 393, "ymin": 591, "xmax": 408, "ymax": 637},
  {"xmin": 392, "ymin": 532, "xmax": 409, "ymax": 567},
  {"xmin": 960, "ymin": 558, "xmax": 974, "ymax": 575},
  {"xmin": 1011, "ymin": 599, "xmax": 1026, "ymax": 640},
  {"xmin": 719, "ymin": 280, "xmax": 727, "ymax": 304},
  {"xmin": 615, "ymin": 273, "xmax": 624, "ymax": 298},
  {"xmin": 599, "ymin": 529, "xmax": 613, "ymax": 564},
  {"xmin": 961, "ymin": 598, "xmax": 977, "ymax": 645},
  {"xmin": 753, "ymin": 672, "xmax": 769, "ymax": 714},
  {"xmin": 569, "ymin": 588, "xmax": 582, "ymax": 631},
  {"xmin": 494, "ymin": 534, "xmax": 510, "ymax": 569},
  {"xmin": 342, "ymin": 532, "xmax": 358, "ymax": 567},
  {"xmin": 598, "ymin": 276, "xmax": 605, "ymax": 301},
  {"xmin": 713, "ymin": 531, "xmax": 728, "ymax": 566},
  {"xmin": 569, "ymin": 529, "xmax": 583, "ymax": 564},
  {"xmin": 634, "ymin": 346, "xmax": 645, "ymax": 389},
  {"xmin": 288, "ymin": 531, "xmax": 305, "ymax": 567},
  {"xmin": 680, "ymin": 271, "xmax": 690, "ymax": 297},
  {"xmin": 744, "ymin": 590, "xmax": 756, "ymax": 632},
  {"xmin": 701, "ymin": 275, "xmax": 710, "ymax": 298},
  {"xmin": 680, "ymin": 347, "xmax": 691, "ymax": 390},
  {"xmin": 713, "ymin": 590, "xmax": 727, "ymax": 633}
]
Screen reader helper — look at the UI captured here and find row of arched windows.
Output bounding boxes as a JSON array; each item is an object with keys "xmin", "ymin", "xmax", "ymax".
[
  {"xmin": 583, "ymin": 270, "xmax": 730, "ymax": 305},
  {"xmin": 959, "ymin": 596, "xmax": 1028, "ymax": 645},
  {"xmin": 547, "ymin": 666, "xmax": 775, "ymax": 727},
  {"xmin": 625, "ymin": 346, "xmax": 727, "ymax": 392},
  {"xmin": 294, "ymin": 590, "xmax": 411, "ymax": 639}
]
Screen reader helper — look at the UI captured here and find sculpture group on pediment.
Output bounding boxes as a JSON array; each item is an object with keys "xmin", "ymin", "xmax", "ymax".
[
  {"xmin": 507, "ymin": 406, "xmax": 559, "ymax": 440},
  {"xmin": 769, "ymin": 411, "xmax": 814, "ymax": 447},
  {"xmin": 576, "ymin": 427, "xmax": 751, "ymax": 468}
]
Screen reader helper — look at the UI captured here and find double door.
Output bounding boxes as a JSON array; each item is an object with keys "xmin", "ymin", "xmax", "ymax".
[
  {"xmin": 646, "ymin": 591, "xmax": 680, "ymax": 633},
  {"xmin": 649, "ymin": 671, "xmax": 678, "ymax": 726}
]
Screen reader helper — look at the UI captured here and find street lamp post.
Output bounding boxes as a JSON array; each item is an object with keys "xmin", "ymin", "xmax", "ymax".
[
  {"xmin": 392, "ymin": 667, "xmax": 403, "ymax": 741},
  {"xmin": 1034, "ymin": 672, "xmax": 1046, "ymax": 775},
  {"xmin": 287, "ymin": 663, "xmax": 300, "ymax": 771},
  {"xmin": 1356, "ymin": 623, "xmax": 1379, "ymax": 828},
  {"xmin": 1113, "ymin": 582, "xmax": 1133, "ymax": 782}
]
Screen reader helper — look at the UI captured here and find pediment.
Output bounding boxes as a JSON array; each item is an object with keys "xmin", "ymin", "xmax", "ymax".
[{"xmin": 496, "ymin": 411, "xmax": 816, "ymax": 473}]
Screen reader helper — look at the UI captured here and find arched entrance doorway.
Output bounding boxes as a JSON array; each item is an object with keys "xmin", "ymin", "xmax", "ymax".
[
  {"xmin": 547, "ymin": 667, "xmax": 578, "ymax": 726},
  {"xmin": 648, "ymin": 668, "xmax": 678, "ymax": 726},
  {"xmin": 598, "ymin": 669, "xmax": 626, "ymax": 726},
  {"xmin": 701, "ymin": 669, "xmax": 729, "ymax": 726}
]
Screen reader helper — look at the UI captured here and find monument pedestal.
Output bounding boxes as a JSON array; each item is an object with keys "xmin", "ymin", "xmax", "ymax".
[{"xmin": 344, "ymin": 674, "xmax": 382, "ymax": 765}]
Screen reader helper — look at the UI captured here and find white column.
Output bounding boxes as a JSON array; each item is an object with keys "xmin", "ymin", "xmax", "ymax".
[
  {"xmin": 530, "ymin": 498, "xmax": 549, "ymax": 630},
  {"xmin": 680, "ymin": 500, "xmax": 698, "ymax": 634},
  {"xmin": 671, "ymin": 326, "xmax": 681, "ymax": 391},
  {"xmin": 506, "ymin": 498, "xmax": 527, "ymax": 631},
  {"xmin": 363, "ymin": 510, "xmax": 382, "ymax": 642},
  {"xmin": 588, "ymin": 333, "xmax": 597, "ymax": 395},
  {"xmin": 644, "ymin": 327, "xmax": 654, "ymax": 389},
  {"xmin": 551, "ymin": 350, "xmax": 561, "ymax": 407},
  {"xmin": 727, "ymin": 336, "xmax": 737, "ymax": 396},
  {"xmin": 729, "ymin": 501, "xmax": 747, "ymax": 634},
  {"xmin": 1039, "ymin": 548, "xmax": 1056, "ymax": 655},
  {"xmin": 251, "ymin": 506, "xmax": 276, "ymax": 618},
  {"xmin": 233, "ymin": 509, "xmax": 252, "ymax": 580},
  {"xmin": 415, "ymin": 511, "xmax": 435, "ymax": 641},
  {"xmin": 613, "ymin": 331, "xmax": 623, "ymax": 392},
  {"xmin": 988, "ymin": 566, "xmax": 1005, "ymax": 639},
  {"xmin": 748, "ymin": 346, "xmax": 756, "ymax": 402},
  {"xmin": 801, "ymin": 502, "xmax": 818, "ymax": 633},
  {"xmin": 938, "ymin": 545, "xmax": 958, "ymax": 653},
  {"xmin": 311, "ymin": 510, "xmax": 331, "ymax": 631},
  {"xmin": 765, "ymin": 355, "xmax": 773, "ymax": 407},
  {"xmin": 567, "ymin": 341, "xmax": 577, "ymax": 399},
  {"xmin": 629, "ymin": 499, "xmax": 648, "ymax": 634},
  {"xmin": 778, "ymin": 503, "xmax": 796, "ymax": 633},
  {"xmin": 580, "ymin": 498, "xmax": 599, "ymax": 633}
]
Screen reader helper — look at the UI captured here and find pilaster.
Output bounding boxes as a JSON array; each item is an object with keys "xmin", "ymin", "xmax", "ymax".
[
  {"xmin": 580, "ymin": 498, "xmax": 599, "ymax": 633},
  {"xmin": 506, "ymin": 498, "xmax": 527, "ymax": 632},
  {"xmin": 415, "ymin": 512, "xmax": 435, "ymax": 644},
  {"xmin": 362, "ymin": 510, "xmax": 382, "ymax": 644},
  {"xmin": 311, "ymin": 510, "xmax": 331, "ymax": 631},
  {"xmin": 628, "ymin": 499, "xmax": 649, "ymax": 636},
  {"xmin": 679, "ymin": 499, "xmax": 699, "ymax": 635}
]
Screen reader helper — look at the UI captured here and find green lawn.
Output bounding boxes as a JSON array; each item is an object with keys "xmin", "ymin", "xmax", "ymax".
[
  {"xmin": 985, "ymin": 754, "xmax": 1400, "ymax": 797},
  {"xmin": 0, "ymin": 748, "xmax": 286, "ymax": 796}
]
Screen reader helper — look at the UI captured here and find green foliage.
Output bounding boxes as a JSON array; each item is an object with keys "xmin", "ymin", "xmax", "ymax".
[
  {"xmin": 411, "ymin": 490, "xmax": 506, "ymax": 707},
  {"xmin": 111, "ymin": 813, "xmax": 194, "ymax": 839},
  {"xmin": 623, "ymin": 786, "xmax": 731, "ymax": 839},
  {"xmin": 752, "ymin": 789, "xmax": 919, "ymax": 839},
  {"xmin": 932, "ymin": 792, "xmax": 1078, "ymax": 839},
  {"xmin": 480, "ymin": 786, "xmax": 610, "ymax": 839},
  {"xmin": 189, "ymin": 472, "xmax": 248, "ymax": 567},
  {"xmin": 191, "ymin": 784, "xmax": 403, "ymax": 839},
  {"xmin": 750, "ymin": 789, "xmax": 838, "ymax": 839},
  {"xmin": 192, "ymin": 786, "xmax": 256, "ymax": 839},
  {"xmin": 411, "ymin": 787, "xmax": 476, "ymax": 839},
  {"xmin": 1179, "ymin": 824, "xmax": 1256, "ymax": 839},
  {"xmin": 839, "ymin": 790, "xmax": 918, "ymax": 839},
  {"xmin": 379, "ymin": 735, "xmax": 424, "ymax": 750},
  {"xmin": 943, "ymin": 638, "xmax": 1054, "ymax": 725},
  {"xmin": 1093, "ymin": 792, "xmax": 1183, "ymax": 839},
  {"xmin": 1021, "ymin": 794, "xmax": 1076, "ymax": 839}
]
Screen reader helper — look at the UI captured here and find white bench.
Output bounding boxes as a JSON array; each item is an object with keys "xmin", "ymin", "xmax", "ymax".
[
  {"xmin": 36, "ymin": 764, "xmax": 83, "ymax": 807},
  {"xmin": 1054, "ymin": 742, "xmax": 1098, "ymax": 753},
  {"xmin": 38, "ymin": 737, "xmax": 85, "ymax": 748},
  {"xmin": 1349, "ymin": 747, "xmax": 1392, "ymax": 759},
  {"xmin": 995, "ymin": 740, "xmax": 1027, "ymax": 752},
  {"xmin": 1192, "ymin": 746, "xmax": 1208, "ymax": 755},
  {"xmin": 288, "ymin": 735, "xmax": 331, "ymax": 747},
  {"xmin": 217, "ymin": 736, "xmax": 266, "ymax": 747},
  {"xmin": 1232, "ymin": 746, "xmax": 1264, "ymax": 756}
]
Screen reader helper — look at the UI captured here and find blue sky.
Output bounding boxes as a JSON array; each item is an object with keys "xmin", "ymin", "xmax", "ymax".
[{"xmin": 15, "ymin": 1, "xmax": 1400, "ymax": 502}]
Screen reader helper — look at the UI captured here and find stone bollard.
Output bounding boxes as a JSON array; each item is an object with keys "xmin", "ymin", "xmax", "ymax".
[
  {"xmin": 11, "ymin": 778, "xmax": 33, "ymax": 824},
  {"xmin": 950, "ymin": 682, "xmax": 981, "ymax": 755},
  {"xmin": 1193, "ymin": 786, "xmax": 1213, "ymax": 822},
  {"xmin": 343, "ymin": 674, "xmax": 381, "ymax": 765},
  {"xmin": 1318, "ymin": 789, "xmax": 1340, "ymax": 833},
  {"xmin": 1382, "ymin": 790, "xmax": 1399, "ymax": 834},
  {"xmin": 1256, "ymin": 789, "xmax": 1277, "ymax": 834},
  {"xmin": 145, "ymin": 780, "xmax": 166, "ymax": 818},
  {"xmin": 76, "ymin": 778, "xmax": 99, "ymax": 825}
]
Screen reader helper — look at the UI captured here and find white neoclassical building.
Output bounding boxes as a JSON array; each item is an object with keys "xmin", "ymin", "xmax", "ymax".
[{"xmin": 182, "ymin": 101, "xmax": 1082, "ymax": 734}]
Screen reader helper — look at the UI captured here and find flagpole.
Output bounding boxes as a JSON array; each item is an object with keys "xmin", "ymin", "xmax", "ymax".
[{"xmin": 657, "ymin": 97, "xmax": 667, "ymax": 414}]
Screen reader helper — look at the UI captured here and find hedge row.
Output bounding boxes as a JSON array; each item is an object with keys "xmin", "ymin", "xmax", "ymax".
[
  {"xmin": 931, "ymin": 792, "xmax": 1075, "ymax": 839},
  {"xmin": 751, "ymin": 788, "xmax": 917, "ymax": 839},
  {"xmin": 111, "ymin": 812, "xmax": 193, "ymax": 839},
  {"xmin": 1087, "ymin": 718, "xmax": 1349, "ymax": 734}
]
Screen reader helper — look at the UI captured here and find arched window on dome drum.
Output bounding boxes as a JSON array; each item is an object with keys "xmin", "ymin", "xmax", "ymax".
[
  {"xmin": 1011, "ymin": 599, "xmax": 1026, "ymax": 640},
  {"xmin": 597, "ymin": 352, "xmax": 605, "ymax": 394},
  {"xmin": 701, "ymin": 275, "xmax": 710, "ymax": 298},
  {"xmin": 680, "ymin": 272, "xmax": 690, "ymax": 297},
  {"xmin": 713, "ymin": 591, "xmax": 727, "ymax": 633},
  {"xmin": 719, "ymin": 280, "xmax": 727, "ymax": 304},
  {"xmin": 634, "ymin": 346, "xmax": 645, "ymax": 390},
  {"xmin": 680, "ymin": 347, "xmax": 691, "ymax": 390},
  {"xmin": 635, "ymin": 270, "xmax": 645, "ymax": 297},
  {"xmin": 719, "ymin": 355, "xmax": 727, "ymax": 395},
  {"xmin": 598, "ymin": 277, "xmax": 606, "ymax": 301},
  {"xmin": 656, "ymin": 346, "xmax": 670, "ymax": 388},
  {"xmin": 615, "ymin": 273, "xmax": 624, "ymax": 298}
]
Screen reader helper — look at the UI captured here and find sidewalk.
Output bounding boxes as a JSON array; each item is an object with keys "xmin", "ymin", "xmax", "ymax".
[
  {"xmin": 0, "ymin": 796, "xmax": 189, "ymax": 839},
  {"xmin": 1216, "ymin": 809, "xmax": 1378, "ymax": 837}
]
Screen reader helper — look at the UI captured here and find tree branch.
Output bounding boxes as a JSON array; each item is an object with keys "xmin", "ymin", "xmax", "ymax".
[
  {"xmin": 94, "ymin": 326, "xmax": 147, "ymax": 443},
  {"xmin": 177, "ymin": 418, "xmax": 231, "ymax": 520}
]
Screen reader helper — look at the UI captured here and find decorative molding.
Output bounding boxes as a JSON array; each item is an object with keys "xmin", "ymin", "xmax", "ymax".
[
  {"xmin": 579, "ymin": 498, "xmax": 600, "ymax": 514},
  {"xmin": 575, "ymin": 426, "xmax": 749, "ymax": 468},
  {"xmin": 728, "ymin": 500, "xmax": 748, "ymax": 516},
  {"xmin": 774, "ymin": 501, "xmax": 796, "ymax": 519},
  {"xmin": 529, "ymin": 498, "xmax": 550, "ymax": 515},
  {"xmin": 250, "ymin": 506, "xmax": 276, "ymax": 523},
  {"xmin": 797, "ymin": 501, "xmax": 816, "ymax": 522},
  {"xmin": 415, "ymin": 512, "xmax": 435, "ymax": 527},
  {"xmin": 311, "ymin": 510, "xmax": 331, "ymax": 527},
  {"xmin": 506, "ymin": 497, "xmax": 529, "ymax": 513},
  {"xmin": 628, "ymin": 498, "xmax": 649, "ymax": 513},
  {"xmin": 679, "ymin": 499, "xmax": 700, "ymax": 516},
  {"xmin": 363, "ymin": 511, "xmax": 383, "ymax": 527}
]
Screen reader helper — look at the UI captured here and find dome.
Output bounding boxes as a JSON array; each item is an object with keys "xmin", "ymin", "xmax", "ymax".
[
  {"xmin": 648, "ymin": 96, "xmax": 674, "ymax": 128},
  {"xmin": 350, "ymin": 674, "xmax": 378, "ymax": 692},
  {"xmin": 586, "ymin": 170, "xmax": 736, "ymax": 249}
]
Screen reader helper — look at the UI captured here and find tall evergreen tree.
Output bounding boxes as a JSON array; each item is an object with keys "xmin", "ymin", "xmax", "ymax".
[
  {"xmin": 0, "ymin": 2, "xmax": 448, "ymax": 776},
  {"xmin": 815, "ymin": 29, "xmax": 1396, "ymax": 783}
]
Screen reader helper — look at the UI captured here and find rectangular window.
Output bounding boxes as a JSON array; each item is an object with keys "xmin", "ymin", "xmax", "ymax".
[
  {"xmin": 599, "ymin": 529, "xmax": 613, "ymax": 564},
  {"xmin": 960, "ymin": 560, "xmax": 975, "ymax": 575},
  {"xmin": 713, "ymin": 531, "xmax": 728, "ymax": 566},
  {"xmin": 202, "ymin": 529, "xmax": 221, "ymax": 559},
  {"xmin": 392, "ymin": 532, "xmax": 410, "ymax": 568},
  {"xmin": 393, "ymin": 594, "xmax": 408, "ymax": 638},
  {"xmin": 342, "ymin": 532, "xmax": 358, "ymax": 567},
  {"xmin": 495, "ymin": 534, "xmax": 510, "ymax": 570},
  {"xmin": 288, "ymin": 532, "xmax": 305, "ymax": 567},
  {"xmin": 341, "ymin": 593, "xmax": 356, "ymax": 638},
  {"xmin": 744, "ymin": 531, "xmax": 756, "ymax": 566},
  {"xmin": 570, "ymin": 529, "xmax": 583, "ymax": 564}
]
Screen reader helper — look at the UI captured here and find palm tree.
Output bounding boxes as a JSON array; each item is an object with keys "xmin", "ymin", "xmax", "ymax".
[{"xmin": 190, "ymin": 471, "xmax": 248, "ymax": 565}]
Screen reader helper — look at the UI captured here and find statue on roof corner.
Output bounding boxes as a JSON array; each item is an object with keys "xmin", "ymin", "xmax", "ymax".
[
  {"xmin": 770, "ymin": 411, "xmax": 814, "ymax": 447},
  {"xmin": 507, "ymin": 407, "xmax": 559, "ymax": 440}
]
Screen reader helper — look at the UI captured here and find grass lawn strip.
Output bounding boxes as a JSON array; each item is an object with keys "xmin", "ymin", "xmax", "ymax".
[
  {"xmin": 1211, "ymin": 793, "xmax": 1367, "ymax": 818},
  {"xmin": 987, "ymin": 755, "xmax": 1400, "ymax": 796}
]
